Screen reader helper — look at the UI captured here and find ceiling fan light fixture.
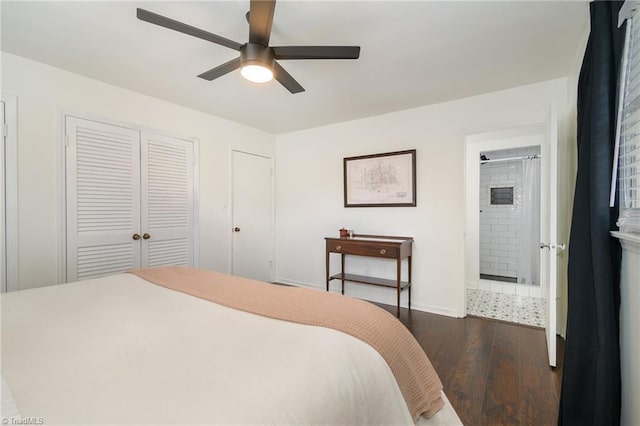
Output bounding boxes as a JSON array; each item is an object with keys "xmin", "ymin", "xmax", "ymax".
[
  {"xmin": 241, "ymin": 63, "xmax": 273, "ymax": 83},
  {"xmin": 240, "ymin": 43, "xmax": 275, "ymax": 84}
]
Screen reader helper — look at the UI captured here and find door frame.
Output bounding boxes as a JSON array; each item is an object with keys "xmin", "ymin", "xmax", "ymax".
[
  {"xmin": 228, "ymin": 149, "xmax": 275, "ymax": 281},
  {"xmin": 1, "ymin": 95, "xmax": 19, "ymax": 292},
  {"xmin": 57, "ymin": 110, "xmax": 200, "ymax": 283}
]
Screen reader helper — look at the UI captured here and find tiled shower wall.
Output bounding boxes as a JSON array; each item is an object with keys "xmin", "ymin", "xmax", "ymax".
[{"xmin": 479, "ymin": 161, "xmax": 522, "ymax": 279}]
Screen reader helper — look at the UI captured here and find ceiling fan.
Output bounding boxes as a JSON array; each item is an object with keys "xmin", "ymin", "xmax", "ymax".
[{"xmin": 136, "ymin": 0, "xmax": 361, "ymax": 94}]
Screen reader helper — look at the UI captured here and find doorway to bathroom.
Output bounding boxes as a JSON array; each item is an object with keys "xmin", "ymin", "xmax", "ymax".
[
  {"xmin": 469, "ymin": 145, "xmax": 545, "ymax": 327},
  {"xmin": 464, "ymin": 107, "xmax": 561, "ymax": 368}
]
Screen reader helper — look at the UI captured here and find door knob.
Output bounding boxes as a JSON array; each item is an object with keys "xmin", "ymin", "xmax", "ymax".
[
  {"xmin": 132, "ymin": 233, "xmax": 141, "ymax": 240},
  {"xmin": 142, "ymin": 233, "xmax": 151, "ymax": 240},
  {"xmin": 541, "ymin": 242, "xmax": 566, "ymax": 251},
  {"xmin": 234, "ymin": 227, "xmax": 241, "ymax": 232}
]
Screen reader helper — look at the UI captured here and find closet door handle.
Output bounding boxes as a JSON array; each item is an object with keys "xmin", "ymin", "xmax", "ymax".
[
  {"xmin": 132, "ymin": 233, "xmax": 141, "ymax": 241},
  {"xmin": 142, "ymin": 233, "xmax": 151, "ymax": 240}
]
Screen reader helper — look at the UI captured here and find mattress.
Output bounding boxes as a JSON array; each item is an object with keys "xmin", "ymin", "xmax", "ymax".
[{"xmin": 1, "ymin": 272, "xmax": 461, "ymax": 425}]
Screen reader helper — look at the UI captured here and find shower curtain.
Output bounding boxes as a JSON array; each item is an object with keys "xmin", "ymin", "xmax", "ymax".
[{"xmin": 518, "ymin": 158, "xmax": 540, "ymax": 285}]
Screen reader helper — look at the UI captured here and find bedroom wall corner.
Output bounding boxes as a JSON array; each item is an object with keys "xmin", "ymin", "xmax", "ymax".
[{"xmin": 0, "ymin": 51, "xmax": 276, "ymax": 290}]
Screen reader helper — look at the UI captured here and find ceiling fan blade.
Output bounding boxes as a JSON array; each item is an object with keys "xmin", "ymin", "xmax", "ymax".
[
  {"xmin": 272, "ymin": 46, "xmax": 361, "ymax": 60},
  {"xmin": 137, "ymin": 8, "xmax": 243, "ymax": 51},
  {"xmin": 197, "ymin": 57, "xmax": 242, "ymax": 81},
  {"xmin": 273, "ymin": 62, "xmax": 305, "ymax": 94},
  {"xmin": 249, "ymin": 0, "xmax": 276, "ymax": 46}
]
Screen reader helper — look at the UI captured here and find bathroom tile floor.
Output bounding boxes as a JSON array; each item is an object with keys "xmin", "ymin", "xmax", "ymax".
[{"xmin": 466, "ymin": 288, "xmax": 546, "ymax": 327}]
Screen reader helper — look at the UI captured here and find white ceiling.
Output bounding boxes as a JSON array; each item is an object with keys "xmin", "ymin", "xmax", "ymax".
[{"xmin": 1, "ymin": 1, "xmax": 588, "ymax": 134}]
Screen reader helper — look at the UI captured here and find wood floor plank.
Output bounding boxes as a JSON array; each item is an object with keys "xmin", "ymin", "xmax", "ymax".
[
  {"xmin": 520, "ymin": 330, "xmax": 561, "ymax": 425},
  {"xmin": 480, "ymin": 322, "xmax": 521, "ymax": 425},
  {"xmin": 373, "ymin": 303, "xmax": 564, "ymax": 426},
  {"xmin": 445, "ymin": 317, "xmax": 496, "ymax": 425}
]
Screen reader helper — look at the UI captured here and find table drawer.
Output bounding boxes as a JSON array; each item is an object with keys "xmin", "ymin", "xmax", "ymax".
[
  {"xmin": 326, "ymin": 240, "xmax": 347, "ymax": 253},
  {"xmin": 354, "ymin": 244, "xmax": 398, "ymax": 258},
  {"xmin": 327, "ymin": 240, "xmax": 398, "ymax": 258}
]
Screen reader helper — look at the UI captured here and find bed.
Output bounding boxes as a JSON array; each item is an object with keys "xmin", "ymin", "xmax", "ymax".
[{"xmin": 1, "ymin": 267, "xmax": 461, "ymax": 425}]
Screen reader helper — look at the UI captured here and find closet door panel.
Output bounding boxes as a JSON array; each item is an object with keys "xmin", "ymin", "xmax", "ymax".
[
  {"xmin": 140, "ymin": 132, "xmax": 194, "ymax": 267},
  {"xmin": 66, "ymin": 117, "xmax": 141, "ymax": 281}
]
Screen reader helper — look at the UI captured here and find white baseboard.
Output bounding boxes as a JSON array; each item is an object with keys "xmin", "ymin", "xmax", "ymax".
[
  {"xmin": 274, "ymin": 277, "xmax": 461, "ymax": 318},
  {"xmin": 410, "ymin": 302, "xmax": 461, "ymax": 318},
  {"xmin": 274, "ymin": 277, "xmax": 323, "ymax": 290}
]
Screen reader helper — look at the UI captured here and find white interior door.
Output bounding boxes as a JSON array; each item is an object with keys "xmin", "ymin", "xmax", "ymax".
[
  {"xmin": 65, "ymin": 117, "xmax": 141, "ymax": 281},
  {"xmin": 140, "ymin": 132, "xmax": 194, "ymax": 268},
  {"xmin": 231, "ymin": 150, "xmax": 273, "ymax": 282},
  {"xmin": 541, "ymin": 102, "xmax": 559, "ymax": 367},
  {"xmin": 1, "ymin": 96, "xmax": 17, "ymax": 292}
]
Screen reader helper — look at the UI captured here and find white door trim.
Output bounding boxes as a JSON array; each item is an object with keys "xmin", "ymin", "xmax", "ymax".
[
  {"xmin": 2, "ymin": 95, "xmax": 19, "ymax": 292},
  {"xmin": 1, "ymin": 100, "xmax": 4, "ymax": 293},
  {"xmin": 58, "ymin": 110, "xmax": 200, "ymax": 283}
]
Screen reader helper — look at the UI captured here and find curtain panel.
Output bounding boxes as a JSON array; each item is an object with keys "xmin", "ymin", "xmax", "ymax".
[{"xmin": 559, "ymin": 1, "xmax": 624, "ymax": 425}]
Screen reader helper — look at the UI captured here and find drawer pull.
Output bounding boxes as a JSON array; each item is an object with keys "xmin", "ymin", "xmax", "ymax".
[
  {"xmin": 335, "ymin": 245, "xmax": 342, "ymax": 251},
  {"xmin": 380, "ymin": 249, "xmax": 386, "ymax": 255}
]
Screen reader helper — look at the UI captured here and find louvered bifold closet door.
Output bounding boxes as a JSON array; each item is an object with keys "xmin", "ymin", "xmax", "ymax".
[
  {"xmin": 66, "ymin": 117, "xmax": 141, "ymax": 282},
  {"xmin": 140, "ymin": 132, "xmax": 194, "ymax": 267}
]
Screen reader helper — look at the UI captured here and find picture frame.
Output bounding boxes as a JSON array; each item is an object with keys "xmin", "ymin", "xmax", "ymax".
[{"xmin": 343, "ymin": 149, "xmax": 416, "ymax": 207}]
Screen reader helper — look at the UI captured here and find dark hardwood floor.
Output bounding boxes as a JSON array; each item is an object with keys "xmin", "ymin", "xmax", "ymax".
[{"xmin": 375, "ymin": 303, "xmax": 564, "ymax": 426}]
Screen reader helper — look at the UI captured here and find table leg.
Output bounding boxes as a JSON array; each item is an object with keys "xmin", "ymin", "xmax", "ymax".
[
  {"xmin": 325, "ymin": 250, "xmax": 330, "ymax": 292},
  {"xmin": 340, "ymin": 253, "xmax": 345, "ymax": 295},
  {"xmin": 408, "ymin": 255, "xmax": 412, "ymax": 311},
  {"xmin": 396, "ymin": 257, "xmax": 401, "ymax": 317}
]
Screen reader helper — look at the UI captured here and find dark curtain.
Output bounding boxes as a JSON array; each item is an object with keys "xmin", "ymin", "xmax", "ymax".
[{"xmin": 559, "ymin": 1, "xmax": 624, "ymax": 425}]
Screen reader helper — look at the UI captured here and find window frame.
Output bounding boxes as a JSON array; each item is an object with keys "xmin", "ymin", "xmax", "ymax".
[{"xmin": 613, "ymin": 1, "xmax": 640, "ymax": 235}]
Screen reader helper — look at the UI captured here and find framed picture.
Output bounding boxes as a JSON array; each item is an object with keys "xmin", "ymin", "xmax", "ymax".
[{"xmin": 343, "ymin": 149, "xmax": 416, "ymax": 207}]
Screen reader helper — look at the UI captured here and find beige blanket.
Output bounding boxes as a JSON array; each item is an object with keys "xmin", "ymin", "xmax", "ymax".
[{"xmin": 129, "ymin": 267, "xmax": 444, "ymax": 420}]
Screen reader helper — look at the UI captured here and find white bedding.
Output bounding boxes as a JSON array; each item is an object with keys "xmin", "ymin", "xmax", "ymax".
[{"xmin": 1, "ymin": 273, "xmax": 461, "ymax": 425}]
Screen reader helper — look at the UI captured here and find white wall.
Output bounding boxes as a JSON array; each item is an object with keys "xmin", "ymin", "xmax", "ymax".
[
  {"xmin": 275, "ymin": 78, "xmax": 568, "ymax": 317},
  {"xmin": 1, "ymin": 52, "xmax": 275, "ymax": 290},
  {"xmin": 618, "ymin": 236, "xmax": 640, "ymax": 426}
]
